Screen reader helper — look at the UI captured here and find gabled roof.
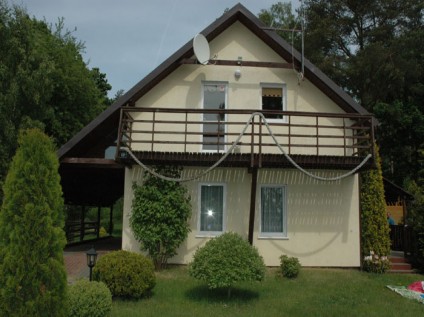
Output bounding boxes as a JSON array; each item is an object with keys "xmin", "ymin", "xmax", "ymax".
[{"xmin": 58, "ymin": 2, "xmax": 370, "ymax": 159}]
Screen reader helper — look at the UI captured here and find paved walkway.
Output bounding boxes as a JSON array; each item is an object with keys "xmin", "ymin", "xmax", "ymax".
[{"xmin": 64, "ymin": 237, "xmax": 121, "ymax": 283}]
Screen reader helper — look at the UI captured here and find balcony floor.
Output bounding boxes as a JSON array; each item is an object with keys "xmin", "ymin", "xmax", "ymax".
[{"xmin": 118, "ymin": 151, "xmax": 373, "ymax": 171}]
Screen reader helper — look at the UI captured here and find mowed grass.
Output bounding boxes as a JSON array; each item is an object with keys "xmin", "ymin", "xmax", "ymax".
[{"xmin": 111, "ymin": 266, "xmax": 424, "ymax": 317}]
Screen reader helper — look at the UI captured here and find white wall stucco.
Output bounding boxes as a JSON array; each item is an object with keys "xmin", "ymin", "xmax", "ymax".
[{"xmin": 122, "ymin": 166, "xmax": 360, "ymax": 267}]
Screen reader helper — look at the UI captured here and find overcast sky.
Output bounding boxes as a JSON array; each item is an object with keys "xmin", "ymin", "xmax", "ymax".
[{"xmin": 9, "ymin": 0, "xmax": 300, "ymax": 97}]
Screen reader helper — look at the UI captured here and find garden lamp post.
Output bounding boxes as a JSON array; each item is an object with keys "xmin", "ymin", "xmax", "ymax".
[{"xmin": 86, "ymin": 247, "xmax": 98, "ymax": 281}]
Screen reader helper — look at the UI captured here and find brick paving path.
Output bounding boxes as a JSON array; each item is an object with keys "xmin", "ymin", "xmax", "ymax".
[{"xmin": 64, "ymin": 237, "xmax": 121, "ymax": 283}]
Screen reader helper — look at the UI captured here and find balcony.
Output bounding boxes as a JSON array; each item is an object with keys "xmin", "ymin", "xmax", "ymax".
[{"xmin": 115, "ymin": 107, "xmax": 375, "ymax": 170}]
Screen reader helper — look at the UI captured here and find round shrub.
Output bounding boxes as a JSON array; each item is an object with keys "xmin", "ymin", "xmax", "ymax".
[
  {"xmin": 99, "ymin": 226, "xmax": 108, "ymax": 237},
  {"xmin": 280, "ymin": 255, "xmax": 301, "ymax": 278},
  {"xmin": 189, "ymin": 232, "xmax": 266, "ymax": 291},
  {"xmin": 67, "ymin": 279, "xmax": 112, "ymax": 317},
  {"xmin": 93, "ymin": 250, "xmax": 156, "ymax": 299}
]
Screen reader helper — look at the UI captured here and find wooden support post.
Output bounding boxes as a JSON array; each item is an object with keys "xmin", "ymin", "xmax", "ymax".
[
  {"xmin": 97, "ymin": 206, "xmax": 101, "ymax": 238},
  {"xmin": 248, "ymin": 167, "xmax": 258, "ymax": 245},
  {"xmin": 109, "ymin": 204, "xmax": 114, "ymax": 237},
  {"xmin": 80, "ymin": 205, "xmax": 85, "ymax": 242}
]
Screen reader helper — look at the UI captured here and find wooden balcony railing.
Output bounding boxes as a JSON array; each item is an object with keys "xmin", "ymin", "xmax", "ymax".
[{"xmin": 116, "ymin": 107, "xmax": 374, "ymax": 164}]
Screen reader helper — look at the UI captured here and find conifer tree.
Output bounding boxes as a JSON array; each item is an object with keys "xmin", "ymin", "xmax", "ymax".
[
  {"xmin": 360, "ymin": 144, "xmax": 391, "ymax": 273},
  {"xmin": 0, "ymin": 129, "xmax": 67, "ymax": 316}
]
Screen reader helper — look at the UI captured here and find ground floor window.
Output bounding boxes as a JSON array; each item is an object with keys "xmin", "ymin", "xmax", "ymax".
[
  {"xmin": 260, "ymin": 185, "xmax": 287, "ymax": 237},
  {"xmin": 199, "ymin": 184, "xmax": 225, "ymax": 234}
]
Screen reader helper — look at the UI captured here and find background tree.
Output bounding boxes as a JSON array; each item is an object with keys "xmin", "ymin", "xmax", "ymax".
[
  {"xmin": 130, "ymin": 166, "xmax": 191, "ymax": 270},
  {"xmin": 0, "ymin": 1, "xmax": 111, "ymax": 202},
  {"xmin": 373, "ymin": 101, "xmax": 424, "ymax": 185},
  {"xmin": 259, "ymin": 1, "xmax": 424, "ymax": 186},
  {"xmin": 0, "ymin": 129, "xmax": 67, "ymax": 316},
  {"xmin": 258, "ymin": 2, "xmax": 301, "ymax": 45},
  {"xmin": 405, "ymin": 180, "xmax": 424, "ymax": 270},
  {"xmin": 302, "ymin": 0, "xmax": 424, "ymax": 185}
]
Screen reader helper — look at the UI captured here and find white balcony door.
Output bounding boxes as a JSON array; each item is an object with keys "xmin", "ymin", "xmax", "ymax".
[{"xmin": 202, "ymin": 82, "xmax": 227, "ymax": 152}]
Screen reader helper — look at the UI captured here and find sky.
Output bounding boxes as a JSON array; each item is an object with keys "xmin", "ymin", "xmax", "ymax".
[{"xmin": 9, "ymin": 0, "xmax": 300, "ymax": 97}]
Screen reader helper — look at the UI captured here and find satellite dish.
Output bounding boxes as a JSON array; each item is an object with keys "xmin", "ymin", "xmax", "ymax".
[{"xmin": 193, "ymin": 34, "xmax": 210, "ymax": 65}]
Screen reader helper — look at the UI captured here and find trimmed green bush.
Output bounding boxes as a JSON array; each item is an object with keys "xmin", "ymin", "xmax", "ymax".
[
  {"xmin": 93, "ymin": 250, "xmax": 155, "ymax": 299},
  {"xmin": 360, "ymin": 144, "xmax": 390, "ymax": 273},
  {"xmin": 67, "ymin": 279, "xmax": 112, "ymax": 317},
  {"xmin": 99, "ymin": 227, "xmax": 108, "ymax": 237},
  {"xmin": 189, "ymin": 232, "xmax": 266, "ymax": 297},
  {"xmin": 280, "ymin": 255, "xmax": 301, "ymax": 278}
]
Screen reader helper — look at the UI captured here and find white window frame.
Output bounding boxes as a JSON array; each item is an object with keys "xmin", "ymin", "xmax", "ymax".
[
  {"xmin": 197, "ymin": 183, "xmax": 226, "ymax": 237},
  {"xmin": 260, "ymin": 83, "xmax": 288, "ymax": 124},
  {"xmin": 259, "ymin": 184, "xmax": 288, "ymax": 238},
  {"xmin": 201, "ymin": 81, "xmax": 228, "ymax": 153}
]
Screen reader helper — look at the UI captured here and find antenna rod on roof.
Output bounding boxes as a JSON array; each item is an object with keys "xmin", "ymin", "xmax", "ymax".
[
  {"xmin": 300, "ymin": 0, "xmax": 305, "ymax": 76},
  {"xmin": 262, "ymin": 27, "xmax": 302, "ymax": 32}
]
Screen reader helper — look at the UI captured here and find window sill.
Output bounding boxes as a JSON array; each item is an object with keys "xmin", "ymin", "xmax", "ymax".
[
  {"xmin": 263, "ymin": 118, "xmax": 288, "ymax": 124},
  {"xmin": 195, "ymin": 233, "xmax": 223, "ymax": 238},
  {"xmin": 258, "ymin": 236, "xmax": 289, "ymax": 240}
]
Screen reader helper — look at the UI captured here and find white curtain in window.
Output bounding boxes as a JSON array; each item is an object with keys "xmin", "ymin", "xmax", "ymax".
[{"xmin": 261, "ymin": 187, "xmax": 284, "ymax": 233}]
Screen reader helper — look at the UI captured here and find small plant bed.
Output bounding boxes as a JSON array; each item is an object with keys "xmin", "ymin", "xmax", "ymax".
[{"xmin": 110, "ymin": 266, "xmax": 424, "ymax": 317}]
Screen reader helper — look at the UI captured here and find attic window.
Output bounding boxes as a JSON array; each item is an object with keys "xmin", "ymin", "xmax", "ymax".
[{"xmin": 261, "ymin": 84, "xmax": 286, "ymax": 120}]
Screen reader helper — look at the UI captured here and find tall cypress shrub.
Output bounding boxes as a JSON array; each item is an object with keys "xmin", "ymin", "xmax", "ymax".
[
  {"xmin": 360, "ymin": 144, "xmax": 390, "ymax": 273},
  {"xmin": 0, "ymin": 129, "xmax": 67, "ymax": 316}
]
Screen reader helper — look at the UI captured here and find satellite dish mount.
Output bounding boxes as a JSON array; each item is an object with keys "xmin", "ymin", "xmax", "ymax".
[{"xmin": 193, "ymin": 34, "xmax": 210, "ymax": 65}]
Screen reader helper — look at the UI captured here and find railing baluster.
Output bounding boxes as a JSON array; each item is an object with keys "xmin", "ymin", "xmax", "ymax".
[
  {"xmin": 116, "ymin": 107, "xmax": 374, "ymax": 166},
  {"xmin": 288, "ymin": 114, "xmax": 291, "ymax": 155},
  {"xmin": 343, "ymin": 118, "xmax": 346, "ymax": 156},
  {"xmin": 115, "ymin": 108, "xmax": 124, "ymax": 160},
  {"xmin": 251, "ymin": 116, "xmax": 255, "ymax": 168},
  {"xmin": 184, "ymin": 112, "xmax": 188, "ymax": 153},
  {"xmin": 151, "ymin": 111, "xmax": 156, "ymax": 152},
  {"xmin": 259, "ymin": 116, "xmax": 262, "ymax": 168},
  {"xmin": 316, "ymin": 116, "xmax": 319, "ymax": 156}
]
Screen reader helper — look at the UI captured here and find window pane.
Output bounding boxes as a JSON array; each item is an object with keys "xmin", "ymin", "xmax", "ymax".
[
  {"xmin": 261, "ymin": 187, "xmax": 284, "ymax": 233},
  {"xmin": 203, "ymin": 84, "xmax": 226, "ymax": 151},
  {"xmin": 262, "ymin": 86, "xmax": 283, "ymax": 119},
  {"xmin": 200, "ymin": 185, "xmax": 224, "ymax": 232}
]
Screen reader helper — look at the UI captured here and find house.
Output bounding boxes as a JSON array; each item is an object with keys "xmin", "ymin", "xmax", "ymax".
[{"xmin": 58, "ymin": 3, "xmax": 375, "ymax": 267}]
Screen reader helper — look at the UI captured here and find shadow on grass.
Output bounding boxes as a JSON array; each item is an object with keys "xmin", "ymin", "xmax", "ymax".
[{"xmin": 185, "ymin": 285, "xmax": 260, "ymax": 303}]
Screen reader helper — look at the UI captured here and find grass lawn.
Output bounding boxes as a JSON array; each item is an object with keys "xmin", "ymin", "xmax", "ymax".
[{"xmin": 110, "ymin": 266, "xmax": 424, "ymax": 317}]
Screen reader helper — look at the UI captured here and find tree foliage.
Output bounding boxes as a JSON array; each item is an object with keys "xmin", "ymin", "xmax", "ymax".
[
  {"xmin": 301, "ymin": 0, "xmax": 424, "ymax": 184},
  {"xmin": 0, "ymin": 129, "xmax": 67, "ymax": 316},
  {"xmin": 130, "ymin": 166, "xmax": 191, "ymax": 270},
  {"xmin": 360, "ymin": 145, "xmax": 391, "ymax": 273},
  {"xmin": 189, "ymin": 232, "xmax": 266, "ymax": 298},
  {"xmin": 303, "ymin": 0, "xmax": 423, "ymax": 108},
  {"xmin": 258, "ymin": 2, "xmax": 301, "ymax": 45},
  {"xmin": 373, "ymin": 101, "xmax": 424, "ymax": 185},
  {"xmin": 0, "ymin": 1, "xmax": 111, "ymax": 201},
  {"xmin": 405, "ymin": 178, "xmax": 424, "ymax": 271},
  {"xmin": 259, "ymin": 1, "xmax": 424, "ymax": 185},
  {"xmin": 404, "ymin": 148, "xmax": 424, "ymax": 271}
]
